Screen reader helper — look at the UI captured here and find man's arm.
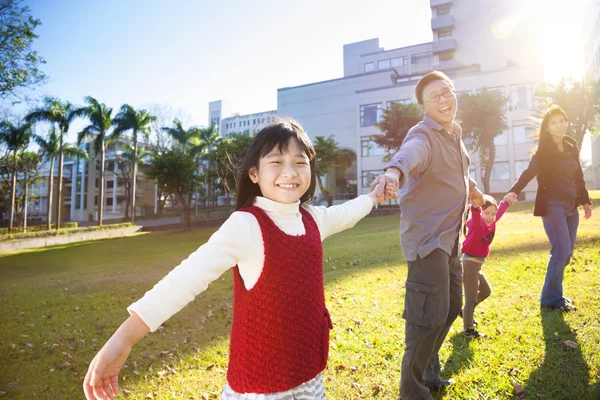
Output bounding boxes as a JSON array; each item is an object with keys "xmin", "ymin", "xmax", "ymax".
[{"xmin": 372, "ymin": 132, "xmax": 431, "ymax": 190}]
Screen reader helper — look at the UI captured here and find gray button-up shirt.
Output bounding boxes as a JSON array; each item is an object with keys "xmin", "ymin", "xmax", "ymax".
[{"xmin": 385, "ymin": 115, "xmax": 476, "ymax": 261}]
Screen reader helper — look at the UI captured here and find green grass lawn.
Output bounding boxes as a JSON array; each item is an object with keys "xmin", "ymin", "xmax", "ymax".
[{"xmin": 1, "ymin": 191, "xmax": 599, "ymax": 399}]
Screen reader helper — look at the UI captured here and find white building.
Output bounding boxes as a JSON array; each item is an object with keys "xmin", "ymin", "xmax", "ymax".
[
  {"xmin": 208, "ymin": 100, "xmax": 276, "ymax": 137},
  {"xmin": 278, "ymin": 0, "xmax": 544, "ymax": 201}
]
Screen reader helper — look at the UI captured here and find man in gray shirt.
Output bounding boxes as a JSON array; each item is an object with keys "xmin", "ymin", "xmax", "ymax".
[{"xmin": 372, "ymin": 71, "xmax": 483, "ymax": 400}]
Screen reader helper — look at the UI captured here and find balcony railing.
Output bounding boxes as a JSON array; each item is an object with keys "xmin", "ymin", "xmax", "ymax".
[
  {"xmin": 432, "ymin": 38, "xmax": 457, "ymax": 53},
  {"xmin": 431, "ymin": 14, "xmax": 455, "ymax": 30}
]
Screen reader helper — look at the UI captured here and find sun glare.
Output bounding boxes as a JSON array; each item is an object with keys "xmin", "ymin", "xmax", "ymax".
[{"xmin": 493, "ymin": 0, "xmax": 589, "ymax": 84}]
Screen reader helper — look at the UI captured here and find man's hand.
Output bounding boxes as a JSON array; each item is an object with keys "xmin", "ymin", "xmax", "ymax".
[
  {"xmin": 371, "ymin": 168, "xmax": 401, "ymax": 200},
  {"xmin": 469, "ymin": 187, "xmax": 484, "ymax": 208},
  {"xmin": 503, "ymin": 192, "xmax": 518, "ymax": 206},
  {"xmin": 583, "ymin": 203, "xmax": 592, "ymax": 219}
]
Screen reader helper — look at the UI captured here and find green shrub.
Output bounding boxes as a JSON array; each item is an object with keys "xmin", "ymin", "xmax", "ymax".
[{"xmin": 0, "ymin": 222, "xmax": 134, "ymax": 242}]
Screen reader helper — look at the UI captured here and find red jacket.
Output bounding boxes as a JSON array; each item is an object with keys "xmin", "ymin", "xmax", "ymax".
[
  {"xmin": 461, "ymin": 201, "xmax": 509, "ymax": 258},
  {"xmin": 227, "ymin": 206, "xmax": 332, "ymax": 394}
]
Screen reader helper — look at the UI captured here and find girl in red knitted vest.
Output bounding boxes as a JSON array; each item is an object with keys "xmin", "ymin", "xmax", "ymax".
[{"xmin": 83, "ymin": 118, "xmax": 397, "ymax": 400}]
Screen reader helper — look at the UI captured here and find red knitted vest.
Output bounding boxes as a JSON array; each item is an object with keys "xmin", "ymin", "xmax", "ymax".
[{"xmin": 227, "ymin": 205, "xmax": 332, "ymax": 394}]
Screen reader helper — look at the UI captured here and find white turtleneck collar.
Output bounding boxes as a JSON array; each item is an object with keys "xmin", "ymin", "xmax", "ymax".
[{"xmin": 253, "ymin": 196, "xmax": 302, "ymax": 220}]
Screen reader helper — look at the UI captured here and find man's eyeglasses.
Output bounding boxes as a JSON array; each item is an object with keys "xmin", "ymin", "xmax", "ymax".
[{"xmin": 424, "ymin": 89, "xmax": 454, "ymax": 103}]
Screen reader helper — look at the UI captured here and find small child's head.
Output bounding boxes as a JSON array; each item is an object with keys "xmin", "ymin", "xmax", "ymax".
[
  {"xmin": 481, "ymin": 194, "xmax": 498, "ymax": 226},
  {"xmin": 236, "ymin": 117, "xmax": 317, "ymax": 210}
]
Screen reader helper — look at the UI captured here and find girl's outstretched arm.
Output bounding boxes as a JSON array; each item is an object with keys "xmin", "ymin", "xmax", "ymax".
[{"xmin": 83, "ymin": 312, "xmax": 150, "ymax": 400}]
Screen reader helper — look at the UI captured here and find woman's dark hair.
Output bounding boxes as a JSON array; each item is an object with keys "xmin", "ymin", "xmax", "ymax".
[
  {"xmin": 236, "ymin": 117, "xmax": 317, "ymax": 210},
  {"xmin": 414, "ymin": 70, "xmax": 454, "ymax": 105},
  {"xmin": 534, "ymin": 105, "xmax": 569, "ymax": 155}
]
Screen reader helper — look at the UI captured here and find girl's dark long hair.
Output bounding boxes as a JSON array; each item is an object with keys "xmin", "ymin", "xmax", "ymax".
[{"xmin": 236, "ymin": 117, "xmax": 317, "ymax": 210}]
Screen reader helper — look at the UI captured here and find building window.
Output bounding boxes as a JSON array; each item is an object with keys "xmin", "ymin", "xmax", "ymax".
[
  {"xmin": 439, "ymin": 51, "xmax": 454, "ymax": 62},
  {"xmin": 361, "ymin": 137, "xmax": 386, "ymax": 157},
  {"xmin": 391, "ymin": 56, "xmax": 408, "ymax": 67},
  {"xmin": 436, "ymin": 6, "xmax": 451, "ymax": 16},
  {"xmin": 361, "ymin": 170, "xmax": 381, "ymax": 188},
  {"xmin": 106, "ymin": 180, "xmax": 114, "ymax": 189},
  {"xmin": 484, "ymin": 162, "xmax": 510, "ymax": 181},
  {"xmin": 106, "ymin": 197, "xmax": 113, "ymax": 207},
  {"xmin": 515, "ymin": 160, "xmax": 530, "ymax": 178},
  {"xmin": 493, "ymin": 131, "xmax": 508, "ymax": 145},
  {"xmin": 387, "ymin": 99, "xmax": 412, "ymax": 108},
  {"xmin": 378, "ymin": 59, "xmax": 391, "ymax": 69},
  {"xmin": 411, "ymin": 52, "xmax": 430, "ymax": 64},
  {"xmin": 94, "ymin": 196, "xmax": 98, "ymax": 206},
  {"xmin": 438, "ymin": 30, "xmax": 452, "ymax": 40},
  {"xmin": 364, "ymin": 62, "xmax": 374, "ymax": 72},
  {"xmin": 360, "ymin": 103, "xmax": 383, "ymax": 127},
  {"xmin": 510, "ymin": 83, "xmax": 534, "ymax": 110},
  {"xmin": 95, "ymin": 178, "xmax": 99, "ymax": 188},
  {"xmin": 513, "ymin": 125, "xmax": 533, "ymax": 144}
]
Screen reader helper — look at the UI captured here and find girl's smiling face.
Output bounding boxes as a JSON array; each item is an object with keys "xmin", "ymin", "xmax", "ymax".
[{"xmin": 249, "ymin": 139, "xmax": 312, "ymax": 204}]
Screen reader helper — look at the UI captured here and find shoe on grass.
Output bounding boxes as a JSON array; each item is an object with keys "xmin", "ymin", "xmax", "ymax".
[{"xmin": 464, "ymin": 328, "xmax": 486, "ymax": 338}]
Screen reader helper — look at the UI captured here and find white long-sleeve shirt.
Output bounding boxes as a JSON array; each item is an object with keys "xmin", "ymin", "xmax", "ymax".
[{"xmin": 128, "ymin": 195, "xmax": 374, "ymax": 332}]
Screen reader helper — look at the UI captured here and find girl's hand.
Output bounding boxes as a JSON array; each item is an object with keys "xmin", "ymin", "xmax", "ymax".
[
  {"xmin": 583, "ymin": 203, "xmax": 592, "ymax": 219},
  {"xmin": 504, "ymin": 192, "xmax": 518, "ymax": 206},
  {"xmin": 83, "ymin": 335, "xmax": 133, "ymax": 400},
  {"xmin": 369, "ymin": 179, "xmax": 396, "ymax": 204},
  {"xmin": 84, "ymin": 313, "xmax": 149, "ymax": 400}
]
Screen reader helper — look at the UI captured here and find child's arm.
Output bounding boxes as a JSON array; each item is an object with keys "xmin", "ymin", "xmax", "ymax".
[
  {"xmin": 309, "ymin": 180, "xmax": 393, "ymax": 240},
  {"xmin": 84, "ymin": 312, "xmax": 149, "ymax": 399},
  {"xmin": 494, "ymin": 200, "xmax": 510, "ymax": 222},
  {"xmin": 470, "ymin": 204, "xmax": 483, "ymax": 235}
]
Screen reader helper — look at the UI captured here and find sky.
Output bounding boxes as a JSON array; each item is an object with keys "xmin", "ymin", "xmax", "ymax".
[{"xmin": 17, "ymin": 0, "xmax": 432, "ymax": 141}]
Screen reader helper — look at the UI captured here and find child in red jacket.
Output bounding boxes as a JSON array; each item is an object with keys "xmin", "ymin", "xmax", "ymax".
[{"xmin": 460, "ymin": 195, "xmax": 510, "ymax": 338}]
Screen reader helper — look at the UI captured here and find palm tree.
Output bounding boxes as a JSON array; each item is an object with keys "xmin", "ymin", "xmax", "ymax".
[
  {"xmin": 197, "ymin": 123, "xmax": 221, "ymax": 213},
  {"xmin": 112, "ymin": 105, "xmax": 155, "ymax": 224},
  {"xmin": 161, "ymin": 118, "xmax": 202, "ymax": 154},
  {"xmin": 25, "ymin": 97, "xmax": 83, "ymax": 230},
  {"xmin": 0, "ymin": 121, "xmax": 32, "ymax": 233},
  {"xmin": 76, "ymin": 96, "xmax": 115, "ymax": 226},
  {"xmin": 34, "ymin": 127, "xmax": 88, "ymax": 230}
]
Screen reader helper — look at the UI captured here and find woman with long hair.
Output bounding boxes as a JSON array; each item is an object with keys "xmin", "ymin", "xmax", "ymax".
[{"xmin": 504, "ymin": 105, "xmax": 592, "ymax": 311}]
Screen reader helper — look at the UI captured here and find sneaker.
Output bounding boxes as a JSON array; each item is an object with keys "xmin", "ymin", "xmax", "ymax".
[
  {"xmin": 464, "ymin": 328, "xmax": 486, "ymax": 338},
  {"xmin": 542, "ymin": 303, "xmax": 578, "ymax": 312},
  {"xmin": 458, "ymin": 309, "xmax": 478, "ymax": 326}
]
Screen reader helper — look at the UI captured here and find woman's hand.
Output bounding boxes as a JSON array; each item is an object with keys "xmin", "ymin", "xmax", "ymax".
[
  {"xmin": 503, "ymin": 192, "xmax": 518, "ymax": 206},
  {"xmin": 583, "ymin": 203, "xmax": 592, "ymax": 219}
]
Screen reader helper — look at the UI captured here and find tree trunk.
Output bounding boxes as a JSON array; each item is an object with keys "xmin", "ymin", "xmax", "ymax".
[
  {"xmin": 98, "ymin": 145, "xmax": 105, "ymax": 226},
  {"xmin": 22, "ymin": 171, "xmax": 28, "ymax": 232},
  {"xmin": 179, "ymin": 192, "xmax": 191, "ymax": 229},
  {"xmin": 8, "ymin": 151, "xmax": 17, "ymax": 233},
  {"xmin": 56, "ymin": 135, "xmax": 64, "ymax": 230},
  {"xmin": 47, "ymin": 157, "xmax": 54, "ymax": 230},
  {"xmin": 482, "ymin": 145, "xmax": 496, "ymax": 195},
  {"xmin": 131, "ymin": 132, "xmax": 138, "ymax": 224}
]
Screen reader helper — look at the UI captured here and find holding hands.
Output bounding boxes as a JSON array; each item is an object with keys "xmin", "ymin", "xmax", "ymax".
[{"xmin": 503, "ymin": 192, "xmax": 518, "ymax": 206}]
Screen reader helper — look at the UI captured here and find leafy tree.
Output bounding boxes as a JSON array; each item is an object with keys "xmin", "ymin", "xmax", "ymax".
[
  {"xmin": 76, "ymin": 96, "xmax": 114, "ymax": 226},
  {"xmin": 374, "ymin": 102, "xmax": 422, "ymax": 162},
  {"xmin": 15, "ymin": 150, "xmax": 41, "ymax": 231},
  {"xmin": 146, "ymin": 149, "xmax": 198, "ymax": 228},
  {"xmin": 208, "ymin": 133, "xmax": 252, "ymax": 211},
  {"xmin": 313, "ymin": 135, "xmax": 342, "ymax": 206},
  {"xmin": 0, "ymin": 0, "xmax": 46, "ymax": 99},
  {"xmin": 34, "ymin": 126, "xmax": 87, "ymax": 229},
  {"xmin": 112, "ymin": 105, "xmax": 155, "ymax": 224},
  {"xmin": 25, "ymin": 97, "xmax": 82, "ymax": 229},
  {"xmin": 457, "ymin": 89, "xmax": 509, "ymax": 193},
  {"xmin": 536, "ymin": 77, "xmax": 600, "ymax": 150},
  {"xmin": 0, "ymin": 119, "xmax": 31, "ymax": 232}
]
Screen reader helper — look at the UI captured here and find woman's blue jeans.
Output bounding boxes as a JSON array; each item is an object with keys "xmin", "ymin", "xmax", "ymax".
[{"xmin": 541, "ymin": 199, "xmax": 580, "ymax": 308}]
